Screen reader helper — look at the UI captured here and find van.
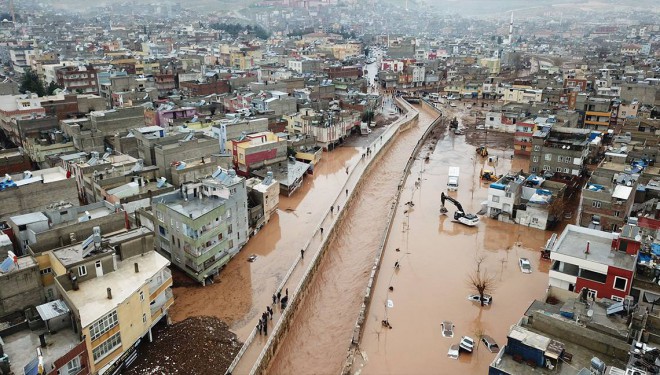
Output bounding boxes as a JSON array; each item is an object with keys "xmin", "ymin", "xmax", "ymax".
[
  {"xmin": 447, "ymin": 167, "xmax": 459, "ymax": 191},
  {"xmin": 481, "ymin": 335, "xmax": 500, "ymax": 353}
]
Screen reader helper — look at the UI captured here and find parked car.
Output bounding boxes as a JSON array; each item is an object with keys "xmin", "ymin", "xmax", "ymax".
[
  {"xmin": 459, "ymin": 336, "xmax": 475, "ymax": 352},
  {"xmin": 441, "ymin": 321, "xmax": 454, "ymax": 338},
  {"xmin": 449, "ymin": 102, "xmax": 457, "ymax": 107},
  {"xmin": 448, "ymin": 344, "xmax": 460, "ymax": 359},
  {"xmin": 519, "ymin": 258, "xmax": 532, "ymax": 274},
  {"xmin": 481, "ymin": 335, "xmax": 500, "ymax": 353},
  {"xmin": 467, "ymin": 294, "xmax": 492, "ymax": 305}
]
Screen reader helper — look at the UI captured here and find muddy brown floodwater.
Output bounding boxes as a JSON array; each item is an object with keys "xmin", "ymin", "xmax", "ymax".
[
  {"xmin": 266, "ymin": 107, "xmax": 439, "ymax": 374},
  {"xmin": 169, "ymin": 145, "xmax": 361, "ymax": 339},
  {"xmin": 353, "ymin": 109, "xmax": 561, "ymax": 374}
]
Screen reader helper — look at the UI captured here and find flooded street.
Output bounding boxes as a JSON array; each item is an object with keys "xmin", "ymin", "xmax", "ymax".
[
  {"xmin": 353, "ymin": 110, "xmax": 557, "ymax": 374},
  {"xmin": 170, "ymin": 145, "xmax": 360, "ymax": 339},
  {"xmin": 266, "ymin": 107, "xmax": 439, "ymax": 374}
]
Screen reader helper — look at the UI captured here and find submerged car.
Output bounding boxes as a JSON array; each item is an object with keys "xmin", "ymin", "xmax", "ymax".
[
  {"xmin": 459, "ymin": 336, "xmax": 475, "ymax": 352},
  {"xmin": 481, "ymin": 335, "xmax": 500, "ymax": 353},
  {"xmin": 448, "ymin": 344, "xmax": 460, "ymax": 359},
  {"xmin": 467, "ymin": 294, "xmax": 492, "ymax": 305},
  {"xmin": 441, "ymin": 321, "xmax": 454, "ymax": 338},
  {"xmin": 519, "ymin": 258, "xmax": 532, "ymax": 274}
]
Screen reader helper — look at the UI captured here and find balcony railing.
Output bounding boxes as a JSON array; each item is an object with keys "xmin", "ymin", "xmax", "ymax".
[{"xmin": 150, "ymin": 288, "xmax": 174, "ymax": 318}]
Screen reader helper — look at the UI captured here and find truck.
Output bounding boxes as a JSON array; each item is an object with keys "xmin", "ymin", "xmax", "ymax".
[{"xmin": 447, "ymin": 167, "xmax": 459, "ymax": 191}]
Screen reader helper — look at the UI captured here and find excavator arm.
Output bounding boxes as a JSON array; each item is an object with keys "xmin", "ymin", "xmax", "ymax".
[{"xmin": 441, "ymin": 192, "xmax": 464, "ymax": 213}]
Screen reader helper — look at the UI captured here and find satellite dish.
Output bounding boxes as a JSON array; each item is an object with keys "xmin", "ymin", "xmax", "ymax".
[
  {"xmin": 587, "ymin": 309, "xmax": 593, "ymax": 318},
  {"xmin": 635, "ymin": 235, "xmax": 642, "ymax": 242}
]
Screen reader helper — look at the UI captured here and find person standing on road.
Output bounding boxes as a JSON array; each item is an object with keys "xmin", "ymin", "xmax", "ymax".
[
  {"xmin": 301, "ymin": 248, "xmax": 305, "ymax": 259},
  {"xmin": 320, "ymin": 227, "xmax": 324, "ymax": 235},
  {"xmin": 346, "ymin": 188, "xmax": 349, "ymax": 196},
  {"xmin": 272, "ymin": 293, "xmax": 276, "ymax": 305},
  {"xmin": 286, "ymin": 288, "xmax": 289, "ymax": 296},
  {"xmin": 346, "ymin": 166, "xmax": 349, "ymax": 174},
  {"xmin": 331, "ymin": 205, "xmax": 334, "ymax": 214},
  {"xmin": 257, "ymin": 321, "xmax": 262, "ymax": 335},
  {"xmin": 262, "ymin": 317, "xmax": 268, "ymax": 335},
  {"xmin": 277, "ymin": 291, "xmax": 281, "ymax": 303}
]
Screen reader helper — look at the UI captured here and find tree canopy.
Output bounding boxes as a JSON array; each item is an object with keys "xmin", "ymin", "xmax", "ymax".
[
  {"xmin": 19, "ymin": 69, "xmax": 46, "ymax": 97},
  {"xmin": 210, "ymin": 23, "xmax": 270, "ymax": 40}
]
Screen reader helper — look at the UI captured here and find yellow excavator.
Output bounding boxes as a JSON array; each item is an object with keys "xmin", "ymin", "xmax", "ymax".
[
  {"xmin": 481, "ymin": 169, "xmax": 498, "ymax": 181},
  {"xmin": 476, "ymin": 146, "xmax": 488, "ymax": 157}
]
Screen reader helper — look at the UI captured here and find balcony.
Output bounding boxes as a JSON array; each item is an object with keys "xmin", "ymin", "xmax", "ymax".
[
  {"xmin": 149, "ymin": 267, "xmax": 172, "ymax": 297},
  {"xmin": 150, "ymin": 288, "xmax": 174, "ymax": 320}
]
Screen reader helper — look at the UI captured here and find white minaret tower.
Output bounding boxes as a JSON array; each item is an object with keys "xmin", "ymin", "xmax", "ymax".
[{"xmin": 508, "ymin": 12, "xmax": 514, "ymax": 45}]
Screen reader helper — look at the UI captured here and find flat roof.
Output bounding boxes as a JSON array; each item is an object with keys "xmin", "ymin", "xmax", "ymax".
[
  {"xmin": 552, "ymin": 225, "xmax": 636, "ymax": 270},
  {"xmin": 66, "ymin": 251, "xmax": 169, "ymax": 328},
  {"xmin": 9, "ymin": 212, "xmax": 48, "ymax": 226},
  {"xmin": 166, "ymin": 195, "xmax": 226, "ymax": 220},
  {"xmin": 508, "ymin": 325, "xmax": 550, "ymax": 352},
  {"xmin": 612, "ymin": 185, "xmax": 633, "ymax": 200}
]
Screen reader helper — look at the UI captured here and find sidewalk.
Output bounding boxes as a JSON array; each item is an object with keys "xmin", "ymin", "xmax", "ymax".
[{"xmin": 228, "ymin": 99, "xmax": 419, "ymax": 375}]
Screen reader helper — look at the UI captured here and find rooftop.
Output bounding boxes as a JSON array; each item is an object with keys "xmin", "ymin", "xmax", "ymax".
[
  {"xmin": 65, "ymin": 251, "xmax": 169, "ymax": 328},
  {"xmin": 2, "ymin": 326, "xmax": 80, "ymax": 375},
  {"xmin": 552, "ymin": 225, "xmax": 636, "ymax": 271}
]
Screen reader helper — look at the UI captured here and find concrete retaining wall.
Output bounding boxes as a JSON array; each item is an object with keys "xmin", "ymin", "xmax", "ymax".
[
  {"xmin": 225, "ymin": 98, "xmax": 420, "ymax": 375},
  {"xmin": 341, "ymin": 98, "xmax": 443, "ymax": 374}
]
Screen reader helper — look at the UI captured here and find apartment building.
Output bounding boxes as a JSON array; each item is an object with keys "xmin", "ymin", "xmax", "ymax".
[
  {"xmin": 151, "ymin": 170, "xmax": 249, "ymax": 284},
  {"xmin": 231, "ymin": 131, "xmax": 287, "ymax": 177},
  {"xmin": 55, "ymin": 65, "xmax": 99, "ymax": 94},
  {"xmin": 580, "ymin": 162, "xmax": 637, "ymax": 232},
  {"xmin": 529, "ymin": 127, "xmax": 591, "ymax": 176}
]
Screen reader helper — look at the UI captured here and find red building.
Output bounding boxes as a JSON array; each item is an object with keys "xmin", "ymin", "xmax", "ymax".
[
  {"xmin": 55, "ymin": 65, "xmax": 99, "ymax": 94},
  {"xmin": 179, "ymin": 78, "xmax": 230, "ymax": 96},
  {"xmin": 549, "ymin": 224, "xmax": 637, "ymax": 301}
]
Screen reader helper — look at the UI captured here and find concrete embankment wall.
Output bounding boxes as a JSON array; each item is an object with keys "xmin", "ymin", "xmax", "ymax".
[
  {"xmin": 226, "ymin": 98, "xmax": 420, "ymax": 375},
  {"xmin": 341, "ymin": 98, "xmax": 443, "ymax": 374}
]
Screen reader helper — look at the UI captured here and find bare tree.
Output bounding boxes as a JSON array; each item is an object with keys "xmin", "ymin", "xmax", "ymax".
[{"xmin": 468, "ymin": 256, "xmax": 496, "ymax": 306}]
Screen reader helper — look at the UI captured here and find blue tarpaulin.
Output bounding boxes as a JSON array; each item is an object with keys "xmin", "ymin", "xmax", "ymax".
[
  {"xmin": 639, "ymin": 253, "xmax": 652, "ymax": 263},
  {"xmin": 0, "ymin": 257, "xmax": 14, "ymax": 273},
  {"xmin": 651, "ymin": 243, "xmax": 660, "ymax": 257}
]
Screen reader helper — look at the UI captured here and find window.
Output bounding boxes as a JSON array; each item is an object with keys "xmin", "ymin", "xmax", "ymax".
[
  {"xmin": 545, "ymin": 154, "xmax": 552, "ymax": 161},
  {"xmin": 489, "ymin": 117, "xmax": 494, "ymax": 121},
  {"xmin": 140, "ymin": 291, "xmax": 144, "ymax": 301},
  {"xmin": 142, "ymin": 313, "xmax": 147, "ymax": 323},
  {"xmin": 156, "ymin": 210, "xmax": 164, "ymax": 222},
  {"xmin": 492, "ymin": 195, "xmax": 500, "ymax": 203},
  {"xmin": 614, "ymin": 211, "xmax": 620, "ymax": 217},
  {"xmin": 531, "ymin": 217, "xmax": 539, "ymax": 224},
  {"xmin": 533, "ymin": 145, "xmax": 540, "ymax": 152},
  {"xmin": 89, "ymin": 311, "xmax": 118, "ymax": 341},
  {"xmin": 92, "ymin": 332, "xmax": 121, "ymax": 362},
  {"xmin": 64, "ymin": 357, "xmax": 81, "ymax": 374},
  {"xmin": 531, "ymin": 167, "xmax": 537, "ymax": 173},
  {"xmin": 78, "ymin": 265, "xmax": 87, "ymax": 277},
  {"xmin": 228, "ymin": 224, "xmax": 233, "ymax": 234},
  {"xmin": 159, "ymin": 226, "xmax": 166, "ymax": 236},
  {"xmin": 40, "ymin": 268, "xmax": 52, "ymax": 275},
  {"xmin": 587, "ymin": 289, "xmax": 597, "ymax": 299},
  {"xmin": 563, "ymin": 168, "xmax": 570, "ymax": 173},
  {"xmin": 505, "ymin": 192, "xmax": 512, "ymax": 198},
  {"xmin": 611, "ymin": 295, "xmax": 624, "ymax": 302},
  {"xmin": 226, "ymin": 208, "xmax": 232, "ymax": 218},
  {"xmin": 532, "ymin": 156, "xmax": 539, "ymax": 162},
  {"xmin": 592, "ymin": 201, "xmax": 602, "ymax": 208},
  {"xmin": 558, "ymin": 156, "xmax": 563, "ymax": 162},
  {"xmin": 543, "ymin": 165, "xmax": 550, "ymax": 171},
  {"xmin": 556, "ymin": 167, "xmax": 561, "ymax": 172},
  {"xmin": 613, "ymin": 276, "xmax": 627, "ymax": 291}
]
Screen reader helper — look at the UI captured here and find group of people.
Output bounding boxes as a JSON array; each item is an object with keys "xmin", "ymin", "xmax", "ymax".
[{"xmin": 258, "ymin": 288, "xmax": 291, "ymax": 336}]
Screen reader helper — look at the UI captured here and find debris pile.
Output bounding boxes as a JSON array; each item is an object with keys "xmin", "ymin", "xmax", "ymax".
[{"xmin": 124, "ymin": 316, "xmax": 242, "ymax": 375}]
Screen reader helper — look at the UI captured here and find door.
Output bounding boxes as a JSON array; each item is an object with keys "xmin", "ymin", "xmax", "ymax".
[{"xmin": 95, "ymin": 260, "xmax": 103, "ymax": 277}]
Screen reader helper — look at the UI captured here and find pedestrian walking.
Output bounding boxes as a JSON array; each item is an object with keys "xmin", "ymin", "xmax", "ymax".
[
  {"xmin": 331, "ymin": 205, "xmax": 334, "ymax": 214},
  {"xmin": 257, "ymin": 321, "xmax": 262, "ymax": 335},
  {"xmin": 263, "ymin": 318, "xmax": 268, "ymax": 335},
  {"xmin": 286, "ymin": 288, "xmax": 289, "ymax": 296},
  {"xmin": 277, "ymin": 291, "xmax": 281, "ymax": 303},
  {"xmin": 345, "ymin": 167, "xmax": 349, "ymax": 174},
  {"xmin": 346, "ymin": 188, "xmax": 349, "ymax": 196},
  {"xmin": 268, "ymin": 306, "xmax": 273, "ymax": 319},
  {"xmin": 320, "ymin": 227, "xmax": 324, "ymax": 235},
  {"xmin": 337, "ymin": 205, "xmax": 340, "ymax": 211},
  {"xmin": 281, "ymin": 295, "xmax": 288, "ymax": 310},
  {"xmin": 272, "ymin": 293, "xmax": 276, "ymax": 305},
  {"xmin": 301, "ymin": 248, "xmax": 305, "ymax": 259}
]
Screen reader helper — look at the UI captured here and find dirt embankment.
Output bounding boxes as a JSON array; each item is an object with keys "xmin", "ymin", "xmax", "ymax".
[{"xmin": 124, "ymin": 316, "xmax": 242, "ymax": 375}]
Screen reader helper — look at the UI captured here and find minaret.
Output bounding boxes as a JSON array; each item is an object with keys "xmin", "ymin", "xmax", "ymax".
[{"xmin": 508, "ymin": 12, "xmax": 514, "ymax": 45}]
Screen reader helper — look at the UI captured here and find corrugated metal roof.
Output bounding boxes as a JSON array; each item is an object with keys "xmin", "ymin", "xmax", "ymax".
[{"xmin": 36, "ymin": 300, "xmax": 70, "ymax": 321}]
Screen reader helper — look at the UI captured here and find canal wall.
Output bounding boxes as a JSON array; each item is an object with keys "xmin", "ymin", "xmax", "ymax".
[
  {"xmin": 341, "ymin": 98, "xmax": 444, "ymax": 374},
  {"xmin": 226, "ymin": 98, "xmax": 420, "ymax": 375}
]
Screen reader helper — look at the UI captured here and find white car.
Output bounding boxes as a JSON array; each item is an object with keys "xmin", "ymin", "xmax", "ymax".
[
  {"xmin": 467, "ymin": 294, "xmax": 492, "ymax": 305},
  {"xmin": 441, "ymin": 321, "xmax": 454, "ymax": 338},
  {"xmin": 459, "ymin": 336, "xmax": 475, "ymax": 352},
  {"xmin": 519, "ymin": 258, "xmax": 532, "ymax": 274},
  {"xmin": 448, "ymin": 344, "xmax": 460, "ymax": 359},
  {"xmin": 449, "ymin": 102, "xmax": 457, "ymax": 107}
]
